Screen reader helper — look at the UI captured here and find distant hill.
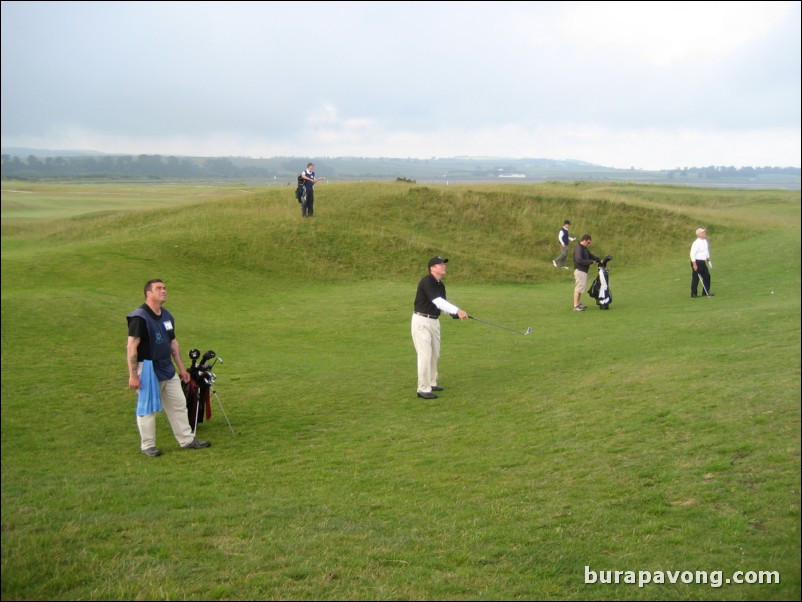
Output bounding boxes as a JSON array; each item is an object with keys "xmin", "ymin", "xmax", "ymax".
[
  {"xmin": 1, "ymin": 147, "xmax": 108, "ymax": 158},
  {"xmin": 1, "ymin": 149, "xmax": 799, "ymax": 189}
]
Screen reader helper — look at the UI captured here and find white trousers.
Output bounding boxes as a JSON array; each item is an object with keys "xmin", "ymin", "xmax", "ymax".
[
  {"xmin": 136, "ymin": 370, "xmax": 194, "ymax": 450},
  {"xmin": 411, "ymin": 313, "xmax": 441, "ymax": 393}
]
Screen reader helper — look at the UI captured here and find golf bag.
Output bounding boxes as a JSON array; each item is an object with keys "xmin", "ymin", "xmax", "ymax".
[
  {"xmin": 295, "ymin": 174, "xmax": 306, "ymax": 204},
  {"xmin": 588, "ymin": 255, "xmax": 613, "ymax": 309},
  {"xmin": 182, "ymin": 349, "xmax": 216, "ymax": 430},
  {"xmin": 184, "ymin": 378, "xmax": 211, "ymax": 430}
]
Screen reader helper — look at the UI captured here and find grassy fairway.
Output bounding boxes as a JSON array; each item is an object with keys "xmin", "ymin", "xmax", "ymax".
[{"xmin": 1, "ymin": 181, "xmax": 800, "ymax": 600}]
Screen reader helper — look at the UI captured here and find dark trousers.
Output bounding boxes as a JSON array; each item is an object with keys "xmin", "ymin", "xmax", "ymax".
[
  {"xmin": 691, "ymin": 260, "xmax": 711, "ymax": 295},
  {"xmin": 302, "ymin": 188, "xmax": 315, "ymax": 216}
]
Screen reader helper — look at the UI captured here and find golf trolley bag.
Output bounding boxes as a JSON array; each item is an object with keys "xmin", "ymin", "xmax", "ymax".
[{"xmin": 588, "ymin": 255, "xmax": 613, "ymax": 310}]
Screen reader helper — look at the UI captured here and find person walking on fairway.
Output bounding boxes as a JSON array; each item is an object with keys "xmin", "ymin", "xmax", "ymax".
[
  {"xmin": 411, "ymin": 257, "xmax": 469, "ymax": 399},
  {"xmin": 572, "ymin": 234, "xmax": 600, "ymax": 311},
  {"xmin": 127, "ymin": 279, "xmax": 211, "ymax": 456},
  {"xmin": 299, "ymin": 162, "xmax": 322, "ymax": 217},
  {"xmin": 690, "ymin": 227, "xmax": 714, "ymax": 297},
  {"xmin": 553, "ymin": 219, "xmax": 576, "ymax": 269}
]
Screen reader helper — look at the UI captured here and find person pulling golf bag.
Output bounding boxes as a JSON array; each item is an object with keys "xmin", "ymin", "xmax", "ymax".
[{"xmin": 588, "ymin": 255, "xmax": 613, "ymax": 309}]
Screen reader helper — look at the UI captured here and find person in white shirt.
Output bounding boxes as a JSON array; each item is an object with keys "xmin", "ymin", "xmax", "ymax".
[{"xmin": 690, "ymin": 227, "xmax": 714, "ymax": 298}]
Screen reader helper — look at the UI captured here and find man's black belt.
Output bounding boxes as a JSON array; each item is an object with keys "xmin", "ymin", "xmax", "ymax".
[{"xmin": 415, "ymin": 312, "xmax": 439, "ymax": 319}]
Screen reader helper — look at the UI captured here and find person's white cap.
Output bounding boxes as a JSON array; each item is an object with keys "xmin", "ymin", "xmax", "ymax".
[{"xmin": 696, "ymin": 227, "xmax": 706, "ymax": 235}]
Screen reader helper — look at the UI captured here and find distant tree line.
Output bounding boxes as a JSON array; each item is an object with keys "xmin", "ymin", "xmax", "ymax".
[
  {"xmin": 0, "ymin": 154, "xmax": 282, "ymax": 180},
  {"xmin": 1, "ymin": 153, "xmax": 798, "ymax": 181},
  {"xmin": 665, "ymin": 165, "xmax": 800, "ymax": 179}
]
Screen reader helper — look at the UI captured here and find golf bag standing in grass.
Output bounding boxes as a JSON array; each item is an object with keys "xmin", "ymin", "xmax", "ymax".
[
  {"xmin": 183, "ymin": 349, "xmax": 212, "ymax": 431},
  {"xmin": 183, "ymin": 349, "xmax": 236, "ymax": 434},
  {"xmin": 588, "ymin": 255, "xmax": 613, "ymax": 309}
]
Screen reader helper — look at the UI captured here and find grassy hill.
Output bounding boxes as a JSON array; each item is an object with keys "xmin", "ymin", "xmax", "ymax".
[{"xmin": 2, "ymin": 181, "xmax": 800, "ymax": 600}]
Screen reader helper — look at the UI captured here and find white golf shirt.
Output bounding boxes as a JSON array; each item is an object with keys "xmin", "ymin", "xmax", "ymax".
[{"xmin": 690, "ymin": 237, "xmax": 710, "ymax": 262}]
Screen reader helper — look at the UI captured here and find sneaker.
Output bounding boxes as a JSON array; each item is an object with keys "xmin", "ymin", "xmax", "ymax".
[
  {"xmin": 142, "ymin": 447, "xmax": 162, "ymax": 457},
  {"xmin": 417, "ymin": 391, "xmax": 438, "ymax": 399},
  {"xmin": 562, "ymin": 266, "xmax": 570, "ymax": 270},
  {"xmin": 578, "ymin": 304, "xmax": 586, "ymax": 309},
  {"xmin": 182, "ymin": 438, "xmax": 211, "ymax": 449},
  {"xmin": 552, "ymin": 260, "xmax": 558, "ymax": 268},
  {"xmin": 573, "ymin": 306, "xmax": 585, "ymax": 312},
  {"xmin": 431, "ymin": 386, "xmax": 444, "ymax": 391}
]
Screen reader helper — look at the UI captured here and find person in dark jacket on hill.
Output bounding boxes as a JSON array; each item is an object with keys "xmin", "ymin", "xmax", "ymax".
[
  {"xmin": 572, "ymin": 234, "xmax": 600, "ymax": 312},
  {"xmin": 299, "ymin": 162, "xmax": 322, "ymax": 218}
]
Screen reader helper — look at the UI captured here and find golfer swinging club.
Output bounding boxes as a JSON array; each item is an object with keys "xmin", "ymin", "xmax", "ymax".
[{"xmin": 411, "ymin": 257, "xmax": 469, "ymax": 399}]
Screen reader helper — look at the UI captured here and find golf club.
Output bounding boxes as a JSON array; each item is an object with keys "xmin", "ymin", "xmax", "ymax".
[
  {"xmin": 192, "ymin": 389, "xmax": 201, "ymax": 437},
  {"xmin": 189, "ymin": 348, "xmax": 200, "ymax": 370},
  {"xmin": 197, "ymin": 364, "xmax": 236, "ymax": 435},
  {"xmin": 212, "ymin": 388, "xmax": 236, "ymax": 435},
  {"xmin": 469, "ymin": 316, "xmax": 532, "ymax": 336},
  {"xmin": 698, "ymin": 273, "xmax": 712, "ymax": 299}
]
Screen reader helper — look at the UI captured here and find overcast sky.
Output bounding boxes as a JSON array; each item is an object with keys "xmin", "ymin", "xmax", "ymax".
[{"xmin": 2, "ymin": 1, "xmax": 800, "ymax": 169}]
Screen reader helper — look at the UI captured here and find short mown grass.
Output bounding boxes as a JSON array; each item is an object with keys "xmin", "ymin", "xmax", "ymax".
[{"xmin": 1, "ymin": 180, "xmax": 800, "ymax": 600}]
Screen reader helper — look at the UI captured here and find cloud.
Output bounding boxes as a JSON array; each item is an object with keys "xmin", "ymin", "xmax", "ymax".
[{"xmin": 2, "ymin": 1, "xmax": 799, "ymax": 168}]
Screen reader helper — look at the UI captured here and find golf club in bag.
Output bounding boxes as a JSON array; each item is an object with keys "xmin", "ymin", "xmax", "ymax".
[
  {"xmin": 588, "ymin": 255, "xmax": 613, "ymax": 310},
  {"xmin": 182, "ymin": 349, "xmax": 236, "ymax": 435}
]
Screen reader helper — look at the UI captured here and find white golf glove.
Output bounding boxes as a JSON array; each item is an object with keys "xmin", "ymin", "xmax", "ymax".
[
  {"xmin": 569, "ymin": 237, "xmax": 576, "ymax": 241},
  {"xmin": 708, "ymin": 260, "xmax": 713, "ymax": 269}
]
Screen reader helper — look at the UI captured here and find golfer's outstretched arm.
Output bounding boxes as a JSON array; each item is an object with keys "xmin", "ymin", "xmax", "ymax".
[{"xmin": 433, "ymin": 297, "xmax": 468, "ymax": 320}]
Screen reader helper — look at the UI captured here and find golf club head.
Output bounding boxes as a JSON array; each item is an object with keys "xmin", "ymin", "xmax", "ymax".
[
  {"xmin": 524, "ymin": 327, "xmax": 533, "ymax": 336},
  {"xmin": 194, "ymin": 368, "xmax": 215, "ymax": 386},
  {"xmin": 200, "ymin": 371, "xmax": 216, "ymax": 387},
  {"xmin": 201, "ymin": 350, "xmax": 216, "ymax": 363},
  {"xmin": 188, "ymin": 348, "xmax": 200, "ymax": 369}
]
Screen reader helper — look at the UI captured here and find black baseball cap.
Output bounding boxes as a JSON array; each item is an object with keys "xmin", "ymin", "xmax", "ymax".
[
  {"xmin": 428, "ymin": 256, "xmax": 448, "ymax": 268},
  {"xmin": 564, "ymin": 220, "xmax": 572, "ymax": 225}
]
